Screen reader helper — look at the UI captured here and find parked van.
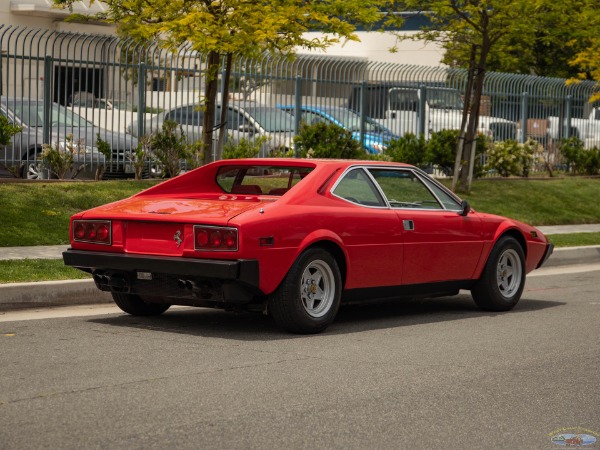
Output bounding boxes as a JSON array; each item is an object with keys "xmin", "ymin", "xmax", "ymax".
[{"xmin": 348, "ymin": 84, "xmax": 517, "ymax": 141}]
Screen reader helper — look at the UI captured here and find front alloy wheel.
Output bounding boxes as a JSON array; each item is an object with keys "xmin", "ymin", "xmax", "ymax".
[
  {"xmin": 471, "ymin": 236, "xmax": 526, "ymax": 311},
  {"xmin": 496, "ymin": 248, "xmax": 523, "ymax": 299}
]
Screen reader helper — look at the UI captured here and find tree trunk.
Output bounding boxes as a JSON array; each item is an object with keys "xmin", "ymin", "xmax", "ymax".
[
  {"xmin": 455, "ymin": 34, "xmax": 491, "ymax": 194},
  {"xmin": 451, "ymin": 44, "xmax": 477, "ymax": 192},
  {"xmin": 461, "ymin": 44, "xmax": 490, "ymax": 193},
  {"xmin": 202, "ymin": 51, "xmax": 221, "ymax": 165},
  {"xmin": 216, "ymin": 53, "xmax": 233, "ymax": 161}
]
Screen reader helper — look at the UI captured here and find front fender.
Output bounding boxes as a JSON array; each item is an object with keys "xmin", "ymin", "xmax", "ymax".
[{"xmin": 472, "ymin": 219, "xmax": 546, "ymax": 278}]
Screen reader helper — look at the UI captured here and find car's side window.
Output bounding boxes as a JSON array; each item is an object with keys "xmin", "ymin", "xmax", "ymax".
[
  {"xmin": 166, "ymin": 107, "xmax": 185, "ymax": 124},
  {"xmin": 301, "ymin": 112, "xmax": 326, "ymax": 126},
  {"xmin": 419, "ymin": 175, "xmax": 461, "ymax": 210},
  {"xmin": 185, "ymin": 106, "xmax": 203, "ymax": 126},
  {"xmin": 332, "ymin": 168, "xmax": 386, "ymax": 207},
  {"xmin": 226, "ymin": 110, "xmax": 250, "ymax": 131},
  {"xmin": 369, "ymin": 169, "xmax": 443, "ymax": 209}
]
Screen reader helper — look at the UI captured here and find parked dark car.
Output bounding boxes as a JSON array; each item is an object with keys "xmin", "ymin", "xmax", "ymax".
[{"xmin": 0, "ymin": 98, "xmax": 138, "ymax": 179}]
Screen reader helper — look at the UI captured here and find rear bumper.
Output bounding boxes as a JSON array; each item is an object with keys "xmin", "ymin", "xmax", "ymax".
[{"xmin": 63, "ymin": 249, "xmax": 260, "ymax": 303}]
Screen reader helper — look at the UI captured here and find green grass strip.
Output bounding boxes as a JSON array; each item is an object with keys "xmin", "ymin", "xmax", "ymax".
[
  {"xmin": 548, "ymin": 232, "xmax": 600, "ymax": 248},
  {"xmin": 0, "ymin": 259, "xmax": 91, "ymax": 284}
]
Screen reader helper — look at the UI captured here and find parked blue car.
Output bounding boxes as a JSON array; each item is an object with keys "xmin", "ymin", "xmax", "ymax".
[{"xmin": 278, "ymin": 105, "xmax": 399, "ymax": 154}]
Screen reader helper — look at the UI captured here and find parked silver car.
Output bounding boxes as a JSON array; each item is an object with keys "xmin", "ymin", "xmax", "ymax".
[
  {"xmin": 0, "ymin": 98, "xmax": 138, "ymax": 179},
  {"xmin": 127, "ymin": 103, "xmax": 295, "ymax": 154}
]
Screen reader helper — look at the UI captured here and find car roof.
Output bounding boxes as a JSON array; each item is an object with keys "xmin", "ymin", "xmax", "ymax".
[{"xmin": 210, "ymin": 158, "xmax": 413, "ymax": 170}]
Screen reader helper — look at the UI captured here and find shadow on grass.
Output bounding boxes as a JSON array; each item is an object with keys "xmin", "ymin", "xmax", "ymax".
[{"xmin": 88, "ymin": 294, "xmax": 564, "ymax": 341}]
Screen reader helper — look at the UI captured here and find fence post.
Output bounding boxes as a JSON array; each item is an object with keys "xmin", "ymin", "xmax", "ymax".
[
  {"xmin": 294, "ymin": 75, "xmax": 302, "ymax": 157},
  {"xmin": 418, "ymin": 84, "xmax": 427, "ymax": 137},
  {"xmin": 42, "ymin": 56, "xmax": 52, "ymax": 145},
  {"xmin": 520, "ymin": 92, "xmax": 529, "ymax": 143},
  {"xmin": 359, "ymin": 80, "xmax": 367, "ymax": 150},
  {"xmin": 136, "ymin": 62, "xmax": 146, "ymax": 139},
  {"xmin": 565, "ymin": 95, "xmax": 572, "ymax": 139}
]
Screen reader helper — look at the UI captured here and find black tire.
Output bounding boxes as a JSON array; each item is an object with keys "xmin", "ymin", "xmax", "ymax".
[
  {"xmin": 471, "ymin": 236, "xmax": 526, "ymax": 311},
  {"xmin": 111, "ymin": 292, "xmax": 171, "ymax": 316},
  {"xmin": 269, "ymin": 247, "xmax": 342, "ymax": 334}
]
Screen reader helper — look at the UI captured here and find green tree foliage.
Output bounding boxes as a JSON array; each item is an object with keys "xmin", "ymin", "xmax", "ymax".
[
  {"xmin": 41, "ymin": 136, "xmax": 76, "ymax": 180},
  {"xmin": 484, "ymin": 139, "xmax": 536, "ymax": 177},
  {"xmin": 150, "ymin": 120, "xmax": 189, "ymax": 178},
  {"xmin": 0, "ymin": 115, "xmax": 22, "ymax": 147},
  {"xmin": 393, "ymin": 0, "xmax": 550, "ymax": 193},
  {"xmin": 442, "ymin": 1, "xmax": 593, "ymax": 79},
  {"xmin": 294, "ymin": 122, "xmax": 363, "ymax": 159},
  {"xmin": 384, "ymin": 133, "xmax": 427, "ymax": 166},
  {"xmin": 567, "ymin": 0, "xmax": 600, "ymax": 102},
  {"xmin": 222, "ymin": 136, "xmax": 267, "ymax": 159},
  {"xmin": 54, "ymin": 0, "xmax": 398, "ymax": 164},
  {"xmin": 94, "ymin": 133, "xmax": 112, "ymax": 181},
  {"xmin": 559, "ymin": 137, "xmax": 600, "ymax": 175}
]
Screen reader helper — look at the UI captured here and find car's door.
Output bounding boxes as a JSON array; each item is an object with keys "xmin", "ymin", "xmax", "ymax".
[
  {"xmin": 367, "ymin": 168, "xmax": 484, "ymax": 285},
  {"xmin": 330, "ymin": 167, "xmax": 405, "ymax": 289}
]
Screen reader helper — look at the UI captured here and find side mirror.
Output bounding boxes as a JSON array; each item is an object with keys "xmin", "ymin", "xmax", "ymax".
[{"xmin": 459, "ymin": 200, "xmax": 471, "ymax": 217}]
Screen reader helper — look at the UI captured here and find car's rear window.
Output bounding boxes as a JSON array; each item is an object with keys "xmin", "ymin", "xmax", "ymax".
[{"xmin": 216, "ymin": 165, "xmax": 314, "ymax": 196}]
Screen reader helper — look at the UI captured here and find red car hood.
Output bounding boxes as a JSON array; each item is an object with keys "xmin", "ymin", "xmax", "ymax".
[{"xmin": 80, "ymin": 196, "xmax": 267, "ymax": 225}]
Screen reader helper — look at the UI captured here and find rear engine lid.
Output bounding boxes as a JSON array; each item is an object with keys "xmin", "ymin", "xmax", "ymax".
[{"xmin": 82, "ymin": 196, "xmax": 268, "ymax": 224}]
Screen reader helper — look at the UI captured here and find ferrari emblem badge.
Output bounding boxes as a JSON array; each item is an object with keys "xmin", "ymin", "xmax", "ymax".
[{"xmin": 173, "ymin": 230, "xmax": 183, "ymax": 248}]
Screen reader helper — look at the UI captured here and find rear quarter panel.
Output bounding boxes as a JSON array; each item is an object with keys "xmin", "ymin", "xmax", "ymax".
[{"xmin": 231, "ymin": 197, "xmax": 404, "ymax": 295}]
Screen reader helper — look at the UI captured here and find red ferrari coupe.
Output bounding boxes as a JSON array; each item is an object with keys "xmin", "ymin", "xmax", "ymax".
[{"xmin": 63, "ymin": 158, "xmax": 553, "ymax": 333}]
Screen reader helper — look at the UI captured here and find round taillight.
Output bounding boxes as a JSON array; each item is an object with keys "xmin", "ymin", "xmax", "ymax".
[
  {"xmin": 74, "ymin": 223, "xmax": 85, "ymax": 239},
  {"xmin": 195, "ymin": 229, "xmax": 209, "ymax": 247},
  {"xmin": 223, "ymin": 231, "xmax": 236, "ymax": 248},
  {"xmin": 86, "ymin": 224, "xmax": 97, "ymax": 239},
  {"xmin": 97, "ymin": 224, "xmax": 109, "ymax": 241},
  {"xmin": 210, "ymin": 231, "xmax": 222, "ymax": 248}
]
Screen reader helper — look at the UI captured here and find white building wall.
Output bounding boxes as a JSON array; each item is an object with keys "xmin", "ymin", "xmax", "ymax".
[{"xmin": 300, "ymin": 31, "xmax": 444, "ymax": 67}]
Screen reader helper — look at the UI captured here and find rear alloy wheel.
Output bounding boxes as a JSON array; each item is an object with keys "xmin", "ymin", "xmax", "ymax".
[
  {"xmin": 111, "ymin": 292, "xmax": 171, "ymax": 316},
  {"xmin": 269, "ymin": 247, "xmax": 342, "ymax": 334},
  {"xmin": 471, "ymin": 236, "xmax": 526, "ymax": 311}
]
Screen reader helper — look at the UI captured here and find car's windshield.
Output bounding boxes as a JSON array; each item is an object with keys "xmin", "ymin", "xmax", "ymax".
[
  {"xmin": 427, "ymin": 89, "xmax": 464, "ymax": 110},
  {"xmin": 10, "ymin": 101, "xmax": 91, "ymax": 127},
  {"xmin": 317, "ymin": 108, "xmax": 387, "ymax": 133},
  {"xmin": 245, "ymin": 108, "xmax": 296, "ymax": 132}
]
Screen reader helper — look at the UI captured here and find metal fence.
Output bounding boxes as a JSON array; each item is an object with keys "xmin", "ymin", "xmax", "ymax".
[{"xmin": 1, "ymin": 24, "xmax": 598, "ymax": 179}]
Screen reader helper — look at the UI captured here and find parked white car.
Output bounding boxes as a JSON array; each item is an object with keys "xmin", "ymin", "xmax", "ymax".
[
  {"xmin": 126, "ymin": 103, "xmax": 295, "ymax": 154},
  {"xmin": 348, "ymin": 85, "xmax": 517, "ymax": 142},
  {"xmin": 548, "ymin": 107, "xmax": 600, "ymax": 149}
]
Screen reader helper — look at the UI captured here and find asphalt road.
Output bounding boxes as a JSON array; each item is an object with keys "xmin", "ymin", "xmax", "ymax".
[{"xmin": 1, "ymin": 264, "xmax": 599, "ymax": 450}]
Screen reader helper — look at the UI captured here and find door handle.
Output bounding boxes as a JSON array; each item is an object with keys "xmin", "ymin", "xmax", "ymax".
[{"xmin": 403, "ymin": 220, "xmax": 414, "ymax": 231}]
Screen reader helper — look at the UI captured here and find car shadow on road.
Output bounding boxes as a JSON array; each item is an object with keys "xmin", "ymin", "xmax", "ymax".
[{"xmin": 87, "ymin": 293, "xmax": 564, "ymax": 341}]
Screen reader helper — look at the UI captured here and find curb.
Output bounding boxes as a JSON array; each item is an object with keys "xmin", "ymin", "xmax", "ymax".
[
  {"xmin": 0, "ymin": 279, "xmax": 112, "ymax": 310},
  {"xmin": 542, "ymin": 245, "xmax": 600, "ymax": 267},
  {"xmin": 0, "ymin": 246, "xmax": 598, "ymax": 310}
]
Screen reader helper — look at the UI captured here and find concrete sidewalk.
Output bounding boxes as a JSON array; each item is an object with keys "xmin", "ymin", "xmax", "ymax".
[{"xmin": 1, "ymin": 224, "xmax": 599, "ymax": 310}]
